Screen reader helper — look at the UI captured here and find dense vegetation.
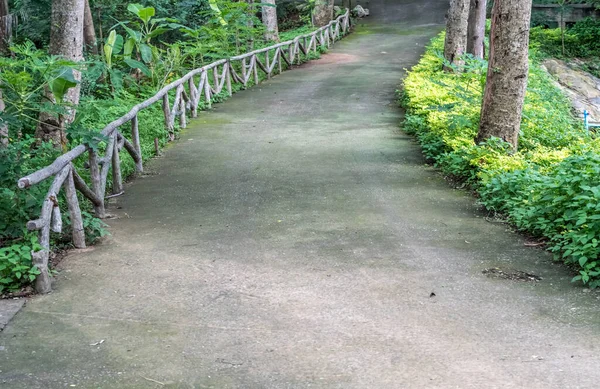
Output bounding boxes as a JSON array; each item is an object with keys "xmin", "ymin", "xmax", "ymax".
[
  {"xmin": 402, "ymin": 33, "xmax": 600, "ymax": 287},
  {"xmin": 0, "ymin": 0, "xmax": 332, "ymax": 294},
  {"xmin": 530, "ymin": 17, "xmax": 600, "ymax": 79}
]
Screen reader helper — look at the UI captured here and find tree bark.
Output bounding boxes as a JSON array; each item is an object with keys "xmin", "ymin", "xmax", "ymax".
[
  {"xmin": 0, "ymin": 90, "xmax": 7, "ymax": 146},
  {"xmin": 313, "ymin": 0, "xmax": 333, "ymax": 27},
  {"xmin": 466, "ymin": 0, "xmax": 486, "ymax": 58},
  {"xmin": 261, "ymin": 0, "xmax": 279, "ymax": 42},
  {"xmin": 0, "ymin": 0, "xmax": 10, "ymax": 55},
  {"xmin": 83, "ymin": 0, "xmax": 98, "ymax": 55},
  {"xmin": 443, "ymin": 0, "xmax": 470, "ymax": 71},
  {"xmin": 476, "ymin": 0, "xmax": 532, "ymax": 149},
  {"xmin": 34, "ymin": 0, "xmax": 85, "ymax": 148}
]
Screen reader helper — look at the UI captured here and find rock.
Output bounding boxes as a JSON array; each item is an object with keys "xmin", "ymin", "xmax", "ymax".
[
  {"xmin": 333, "ymin": 5, "xmax": 341, "ymax": 14},
  {"xmin": 353, "ymin": 5, "xmax": 369, "ymax": 18},
  {"xmin": 542, "ymin": 58, "xmax": 600, "ymax": 121}
]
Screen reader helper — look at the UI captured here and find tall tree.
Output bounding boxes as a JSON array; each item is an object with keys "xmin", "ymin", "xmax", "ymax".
[
  {"xmin": 34, "ymin": 0, "xmax": 85, "ymax": 147},
  {"xmin": 0, "ymin": 0, "xmax": 10, "ymax": 54},
  {"xmin": 443, "ymin": 0, "xmax": 470, "ymax": 71},
  {"xmin": 83, "ymin": 0, "xmax": 98, "ymax": 54},
  {"xmin": 476, "ymin": 0, "xmax": 533, "ymax": 149},
  {"xmin": 466, "ymin": 0, "xmax": 486, "ymax": 58},
  {"xmin": 313, "ymin": 0, "xmax": 333, "ymax": 27},
  {"xmin": 261, "ymin": 0, "xmax": 279, "ymax": 41}
]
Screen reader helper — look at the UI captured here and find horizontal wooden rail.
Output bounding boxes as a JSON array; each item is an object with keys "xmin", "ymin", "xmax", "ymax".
[{"xmin": 16, "ymin": 9, "xmax": 351, "ymax": 293}]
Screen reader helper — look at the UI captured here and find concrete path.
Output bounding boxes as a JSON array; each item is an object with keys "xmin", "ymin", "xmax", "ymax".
[{"xmin": 3, "ymin": 1, "xmax": 600, "ymax": 387}]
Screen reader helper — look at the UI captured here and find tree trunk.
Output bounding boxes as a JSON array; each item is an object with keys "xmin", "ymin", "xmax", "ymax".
[
  {"xmin": 261, "ymin": 0, "xmax": 279, "ymax": 42},
  {"xmin": 0, "ymin": 0, "xmax": 10, "ymax": 55},
  {"xmin": 313, "ymin": 0, "xmax": 333, "ymax": 27},
  {"xmin": 476, "ymin": 0, "xmax": 532, "ymax": 149},
  {"xmin": 83, "ymin": 0, "xmax": 98, "ymax": 55},
  {"xmin": 443, "ymin": 0, "xmax": 470, "ymax": 71},
  {"xmin": 34, "ymin": 0, "xmax": 85, "ymax": 148},
  {"xmin": 342, "ymin": 0, "xmax": 351, "ymax": 11},
  {"xmin": 466, "ymin": 0, "xmax": 486, "ymax": 58},
  {"xmin": 246, "ymin": 0, "xmax": 254, "ymax": 50},
  {"xmin": 0, "ymin": 90, "xmax": 7, "ymax": 146}
]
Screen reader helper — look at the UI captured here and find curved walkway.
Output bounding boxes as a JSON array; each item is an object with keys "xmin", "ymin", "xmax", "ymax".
[{"xmin": 3, "ymin": 1, "xmax": 600, "ymax": 387}]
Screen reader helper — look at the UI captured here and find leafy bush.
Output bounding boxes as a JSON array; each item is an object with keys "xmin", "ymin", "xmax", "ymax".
[
  {"xmin": 0, "ymin": 233, "xmax": 42, "ymax": 293},
  {"xmin": 402, "ymin": 32, "xmax": 600, "ymax": 286},
  {"xmin": 0, "ymin": 138, "xmax": 58, "ymax": 240},
  {"xmin": 530, "ymin": 17, "xmax": 600, "ymax": 68}
]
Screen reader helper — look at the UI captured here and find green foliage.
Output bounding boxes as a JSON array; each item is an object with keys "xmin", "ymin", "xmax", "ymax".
[
  {"xmin": 0, "ymin": 233, "xmax": 42, "ymax": 293},
  {"xmin": 81, "ymin": 212, "xmax": 110, "ymax": 244},
  {"xmin": 530, "ymin": 17, "xmax": 600, "ymax": 60},
  {"xmin": 402, "ymin": 32, "xmax": 600, "ymax": 286},
  {"xmin": 0, "ymin": 42, "xmax": 79, "ymax": 139},
  {"xmin": 0, "ymin": 138, "xmax": 58, "ymax": 239}
]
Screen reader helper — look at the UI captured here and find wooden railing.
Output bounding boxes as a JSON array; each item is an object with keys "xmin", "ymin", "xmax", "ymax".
[{"xmin": 17, "ymin": 10, "xmax": 350, "ymax": 293}]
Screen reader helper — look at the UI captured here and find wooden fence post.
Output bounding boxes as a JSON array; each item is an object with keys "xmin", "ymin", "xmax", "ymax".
[
  {"xmin": 162, "ymin": 94, "xmax": 173, "ymax": 135},
  {"xmin": 278, "ymin": 48, "xmax": 283, "ymax": 73},
  {"xmin": 188, "ymin": 78, "xmax": 198, "ymax": 118},
  {"xmin": 253, "ymin": 55, "xmax": 259, "ymax": 85},
  {"xmin": 88, "ymin": 149, "xmax": 105, "ymax": 218},
  {"xmin": 131, "ymin": 115, "xmax": 143, "ymax": 173},
  {"xmin": 111, "ymin": 135, "xmax": 123, "ymax": 194},
  {"xmin": 179, "ymin": 89, "xmax": 187, "ymax": 129},
  {"xmin": 265, "ymin": 51, "xmax": 270, "ymax": 79},
  {"xmin": 213, "ymin": 66, "xmax": 220, "ymax": 94},
  {"xmin": 241, "ymin": 58, "xmax": 248, "ymax": 87},
  {"xmin": 64, "ymin": 166, "xmax": 86, "ymax": 249},
  {"xmin": 226, "ymin": 61, "xmax": 233, "ymax": 96},
  {"xmin": 203, "ymin": 70, "xmax": 212, "ymax": 108},
  {"xmin": 30, "ymin": 165, "xmax": 71, "ymax": 293}
]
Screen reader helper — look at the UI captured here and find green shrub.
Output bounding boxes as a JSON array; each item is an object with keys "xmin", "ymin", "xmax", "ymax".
[
  {"xmin": 0, "ymin": 233, "xmax": 42, "ymax": 293},
  {"xmin": 402, "ymin": 32, "xmax": 600, "ymax": 287},
  {"xmin": 480, "ymin": 151, "xmax": 600, "ymax": 287},
  {"xmin": 0, "ymin": 138, "xmax": 58, "ymax": 240},
  {"xmin": 530, "ymin": 17, "xmax": 600, "ymax": 60}
]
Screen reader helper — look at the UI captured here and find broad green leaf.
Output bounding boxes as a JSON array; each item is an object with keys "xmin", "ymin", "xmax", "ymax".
[
  {"xmin": 127, "ymin": 3, "xmax": 143, "ymax": 17},
  {"xmin": 103, "ymin": 31, "xmax": 123, "ymax": 67},
  {"xmin": 104, "ymin": 30, "xmax": 117, "ymax": 67},
  {"xmin": 112, "ymin": 34, "xmax": 124, "ymax": 55},
  {"xmin": 119, "ymin": 22, "xmax": 142, "ymax": 42},
  {"xmin": 124, "ymin": 38, "xmax": 135, "ymax": 59},
  {"xmin": 138, "ymin": 7, "xmax": 155, "ymax": 24},
  {"xmin": 124, "ymin": 58, "xmax": 151, "ymax": 77},
  {"xmin": 146, "ymin": 26, "xmax": 170, "ymax": 39},
  {"xmin": 48, "ymin": 67, "xmax": 78, "ymax": 103},
  {"xmin": 140, "ymin": 44, "xmax": 152, "ymax": 63}
]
